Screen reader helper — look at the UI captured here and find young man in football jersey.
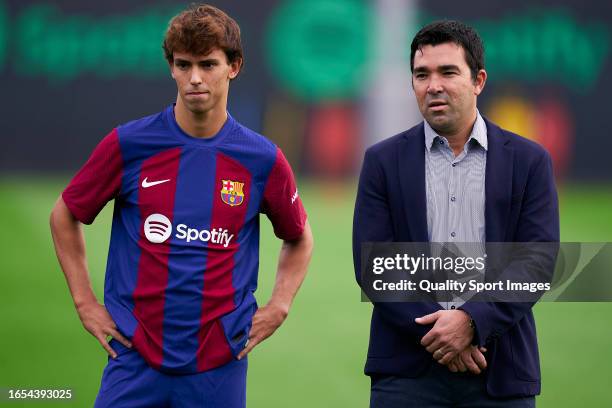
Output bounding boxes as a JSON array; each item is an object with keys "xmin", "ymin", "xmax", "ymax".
[{"xmin": 50, "ymin": 4, "xmax": 313, "ymax": 407}]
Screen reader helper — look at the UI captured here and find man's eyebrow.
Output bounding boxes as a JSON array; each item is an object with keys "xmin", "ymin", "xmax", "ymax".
[
  {"xmin": 198, "ymin": 58, "xmax": 220, "ymax": 64},
  {"xmin": 174, "ymin": 58, "xmax": 191, "ymax": 64},
  {"xmin": 413, "ymin": 64, "xmax": 462, "ymax": 74},
  {"xmin": 438, "ymin": 64, "xmax": 461, "ymax": 71}
]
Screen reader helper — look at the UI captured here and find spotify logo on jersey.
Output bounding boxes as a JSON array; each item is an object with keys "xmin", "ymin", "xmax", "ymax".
[{"xmin": 144, "ymin": 213, "xmax": 173, "ymax": 243}]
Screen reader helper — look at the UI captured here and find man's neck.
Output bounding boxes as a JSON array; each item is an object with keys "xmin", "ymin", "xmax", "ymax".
[
  {"xmin": 438, "ymin": 112, "xmax": 478, "ymax": 157},
  {"xmin": 174, "ymin": 99, "xmax": 227, "ymax": 139}
]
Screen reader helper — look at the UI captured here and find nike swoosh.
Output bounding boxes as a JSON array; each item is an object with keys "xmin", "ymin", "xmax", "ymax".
[{"xmin": 142, "ymin": 177, "xmax": 171, "ymax": 188}]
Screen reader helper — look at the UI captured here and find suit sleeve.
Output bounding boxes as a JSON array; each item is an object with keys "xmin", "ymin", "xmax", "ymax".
[
  {"xmin": 353, "ymin": 147, "xmax": 440, "ymax": 339},
  {"xmin": 460, "ymin": 149, "xmax": 560, "ymax": 346},
  {"xmin": 261, "ymin": 148, "xmax": 306, "ymax": 240},
  {"xmin": 62, "ymin": 129, "xmax": 124, "ymax": 225}
]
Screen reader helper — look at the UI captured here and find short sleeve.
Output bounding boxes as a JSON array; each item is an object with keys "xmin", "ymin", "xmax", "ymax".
[
  {"xmin": 62, "ymin": 129, "xmax": 124, "ymax": 224},
  {"xmin": 261, "ymin": 148, "xmax": 307, "ymax": 240}
]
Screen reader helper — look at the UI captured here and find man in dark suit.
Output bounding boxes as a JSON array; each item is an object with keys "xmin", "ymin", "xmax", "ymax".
[{"xmin": 353, "ymin": 21, "xmax": 559, "ymax": 407}]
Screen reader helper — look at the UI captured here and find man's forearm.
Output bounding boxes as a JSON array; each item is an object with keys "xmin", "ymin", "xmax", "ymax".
[
  {"xmin": 268, "ymin": 220, "xmax": 314, "ymax": 314},
  {"xmin": 237, "ymin": 220, "xmax": 313, "ymax": 359},
  {"xmin": 49, "ymin": 196, "xmax": 97, "ymax": 308},
  {"xmin": 50, "ymin": 196, "xmax": 131, "ymax": 357}
]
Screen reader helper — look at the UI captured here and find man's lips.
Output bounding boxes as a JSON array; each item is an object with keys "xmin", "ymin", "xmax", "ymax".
[
  {"xmin": 186, "ymin": 91, "xmax": 208, "ymax": 96},
  {"xmin": 428, "ymin": 100, "xmax": 448, "ymax": 111},
  {"xmin": 428, "ymin": 100, "xmax": 447, "ymax": 107}
]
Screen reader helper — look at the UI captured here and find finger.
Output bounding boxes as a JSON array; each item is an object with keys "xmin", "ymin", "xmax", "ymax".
[
  {"xmin": 456, "ymin": 356, "xmax": 467, "ymax": 372},
  {"xmin": 438, "ymin": 351, "xmax": 456, "ymax": 365},
  {"xmin": 415, "ymin": 311, "xmax": 440, "ymax": 325},
  {"xmin": 237, "ymin": 337, "xmax": 259, "ymax": 360},
  {"xmin": 448, "ymin": 362, "xmax": 458, "ymax": 372},
  {"xmin": 425, "ymin": 339, "xmax": 443, "ymax": 353},
  {"xmin": 420, "ymin": 329, "xmax": 434, "ymax": 347},
  {"xmin": 479, "ymin": 347, "xmax": 487, "ymax": 353},
  {"xmin": 471, "ymin": 348, "xmax": 487, "ymax": 370},
  {"xmin": 462, "ymin": 354, "xmax": 481, "ymax": 374},
  {"xmin": 422, "ymin": 336, "xmax": 434, "ymax": 349},
  {"xmin": 108, "ymin": 328, "xmax": 132, "ymax": 348},
  {"xmin": 432, "ymin": 346, "xmax": 449, "ymax": 361},
  {"xmin": 421, "ymin": 330, "xmax": 441, "ymax": 348},
  {"xmin": 96, "ymin": 335, "xmax": 118, "ymax": 359}
]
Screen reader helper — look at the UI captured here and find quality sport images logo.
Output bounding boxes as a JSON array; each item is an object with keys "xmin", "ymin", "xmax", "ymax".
[{"xmin": 143, "ymin": 214, "xmax": 234, "ymax": 247}]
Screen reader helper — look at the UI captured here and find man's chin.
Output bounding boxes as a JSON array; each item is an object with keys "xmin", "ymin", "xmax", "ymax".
[
  {"xmin": 425, "ymin": 115, "xmax": 452, "ymax": 133},
  {"xmin": 184, "ymin": 102, "xmax": 211, "ymax": 115}
]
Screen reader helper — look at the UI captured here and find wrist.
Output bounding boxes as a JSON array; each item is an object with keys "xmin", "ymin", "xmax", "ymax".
[
  {"xmin": 74, "ymin": 294, "xmax": 98, "ymax": 312},
  {"xmin": 456, "ymin": 308, "xmax": 471, "ymax": 323},
  {"xmin": 457, "ymin": 309, "xmax": 476, "ymax": 340},
  {"xmin": 266, "ymin": 301, "xmax": 290, "ymax": 320}
]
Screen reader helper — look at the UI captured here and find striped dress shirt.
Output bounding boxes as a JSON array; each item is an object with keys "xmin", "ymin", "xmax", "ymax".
[{"xmin": 423, "ymin": 112, "xmax": 487, "ymax": 309}]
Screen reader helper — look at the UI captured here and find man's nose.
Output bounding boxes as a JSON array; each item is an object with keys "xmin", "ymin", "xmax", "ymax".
[
  {"xmin": 190, "ymin": 69, "xmax": 203, "ymax": 85},
  {"xmin": 426, "ymin": 75, "xmax": 444, "ymax": 94}
]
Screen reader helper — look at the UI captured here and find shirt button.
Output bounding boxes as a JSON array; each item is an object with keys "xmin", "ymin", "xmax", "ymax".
[
  {"xmin": 451, "ymin": 305, "xmax": 456, "ymax": 309},
  {"xmin": 450, "ymin": 196, "xmax": 456, "ymax": 202},
  {"xmin": 439, "ymin": 140, "xmax": 444, "ymax": 145},
  {"xmin": 452, "ymin": 163, "xmax": 457, "ymax": 167},
  {"xmin": 450, "ymin": 232, "xmax": 456, "ymax": 238}
]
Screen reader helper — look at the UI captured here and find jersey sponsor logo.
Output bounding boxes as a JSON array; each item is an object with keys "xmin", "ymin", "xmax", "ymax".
[
  {"xmin": 142, "ymin": 177, "xmax": 171, "ymax": 188},
  {"xmin": 175, "ymin": 225, "xmax": 234, "ymax": 247},
  {"xmin": 220, "ymin": 179, "xmax": 245, "ymax": 207},
  {"xmin": 144, "ymin": 213, "xmax": 234, "ymax": 247},
  {"xmin": 144, "ymin": 213, "xmax": 173, "ymax": 243}
]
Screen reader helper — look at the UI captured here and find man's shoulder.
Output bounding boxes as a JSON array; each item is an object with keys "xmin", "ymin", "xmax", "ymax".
[
  {"xmin": 218, "ymin": 120, "xmax": 280, "ymax": 166},
  {"xmin": 230, "ymin": 121, "xmax": 277, "ymax": 151},
  {"xmin": 366, "ymin": 122, "xmax": 424, "ymax": 158},
  {"xmin": 116, "ymin": 108, "xmax": 168, "ymax": 136},
  {"xmin": 486, "ymin": 118, "xmax": 549, "ymax": 160}
]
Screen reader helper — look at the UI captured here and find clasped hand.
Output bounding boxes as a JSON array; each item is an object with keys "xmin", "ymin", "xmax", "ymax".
[{"xmin": 416, "ymin": 310, "xmax": 487, "ymax": 374}]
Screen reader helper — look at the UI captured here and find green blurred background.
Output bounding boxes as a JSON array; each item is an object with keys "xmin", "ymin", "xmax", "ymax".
[{"xmin": 1, "ymin": 180, "xmax": 611, "ymax": 407}]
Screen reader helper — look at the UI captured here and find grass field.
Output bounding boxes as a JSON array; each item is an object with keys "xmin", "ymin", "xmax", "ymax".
[{"xmin": 1, "ymin": 178, "xmax": 611, "ymax": 407}]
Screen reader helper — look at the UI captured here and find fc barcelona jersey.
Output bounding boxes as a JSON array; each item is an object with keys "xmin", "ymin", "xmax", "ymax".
[{"xmin": 62, "ymin": 105, "xmax": 307, "ymax": 374}]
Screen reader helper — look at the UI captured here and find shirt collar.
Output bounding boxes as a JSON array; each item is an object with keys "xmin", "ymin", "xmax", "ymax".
[{"xmin": 424, "ymin": 110, "xmax": 488, "ymax": 152}]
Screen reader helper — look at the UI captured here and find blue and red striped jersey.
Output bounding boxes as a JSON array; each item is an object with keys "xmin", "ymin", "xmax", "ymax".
[{"xmin": 62, "ymin": 105, "xmax": 307, "ymax": 374}]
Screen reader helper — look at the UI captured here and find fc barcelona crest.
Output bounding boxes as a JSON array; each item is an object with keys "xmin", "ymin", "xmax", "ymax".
[{"xmin": 221, "ymin": 179, "xmax": 245, "ymax": 207}]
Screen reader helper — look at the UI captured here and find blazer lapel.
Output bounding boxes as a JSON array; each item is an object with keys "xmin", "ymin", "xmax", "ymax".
[
  {"xmin": 484, "ymin": 118, "xmax": 513, "ymax": 242},
  {"xmin": 398, "ymin": 124, "xmax": 429, "ymax": 242}
]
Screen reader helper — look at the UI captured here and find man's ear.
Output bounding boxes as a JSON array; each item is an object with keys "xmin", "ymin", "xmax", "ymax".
[
  {"xmin": 474, "ymin": 69, "xmax": 487, "ymax": 96},
  {"xmin": 228, "ymin": 58, "xmax": 242, "ymax": 79},
  {"xmin": 168, "ymin": 60, "xmax": 175, "ymax": 79}
]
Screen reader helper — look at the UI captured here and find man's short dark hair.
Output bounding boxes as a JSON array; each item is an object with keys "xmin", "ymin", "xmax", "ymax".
[{"xmin": 410, "ymin": 20, "xmax": 484, "ymax": 81}]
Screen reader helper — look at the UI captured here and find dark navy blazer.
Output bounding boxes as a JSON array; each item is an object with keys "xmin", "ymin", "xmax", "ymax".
[{"xmin": 352, "ymin": 118, "xmax": 559, "ymax": 398}]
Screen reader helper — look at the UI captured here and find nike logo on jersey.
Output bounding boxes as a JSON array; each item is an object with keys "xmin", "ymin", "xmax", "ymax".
[{"xmin": 142, "ymin": 177, "xmax": 171, "ymax": 188}]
